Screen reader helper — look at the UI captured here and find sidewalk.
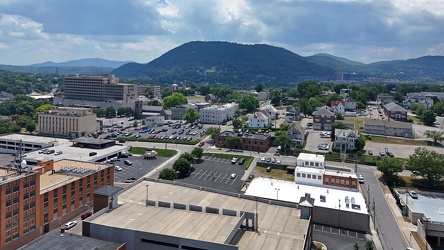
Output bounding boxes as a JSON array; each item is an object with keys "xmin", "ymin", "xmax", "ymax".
[{"xmin": 376, "ymin": 172, "xmax": 421, "ymax": 250}]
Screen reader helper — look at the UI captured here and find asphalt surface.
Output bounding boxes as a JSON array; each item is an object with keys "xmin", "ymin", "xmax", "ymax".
[
  {"xmin": 313, "ymin": 224, "xmax": 368, "ymax": 250},
  {"xmin": 174, "ymin": 156, "xmax": 245, "ymax": 193},
  {"xmin": 358, "ymin": 164, "xmax": 409, "ymax": 250},
  {"xmin": 112, "ymin": 155, "xmax": 169, "ymax": 183}
]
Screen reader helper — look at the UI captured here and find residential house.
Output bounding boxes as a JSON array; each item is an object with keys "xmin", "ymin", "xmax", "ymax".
[
  {"xmin": 287, "ymin": 121, "xmax": 307, "ymax": 146},
  {"xmin": 403, "ymin": 93, "xmax": 434, "ymax": 110},
  {"xmin": 378, "ymin": 95, "xmax": 395, "ymax": 105},
  {"xmin": 285, "ymin": 106, "xmax": 300, "ymax": 123},
  {"xmin": 383, "ymin": 102, "xmax": 408, "ymax": 121},
  {"xmin": 334, "ymin": 129, "xmax": 360, "ymax": 152},
  {"xmin": 312, "ymin": 106, "xmax": 335, "ymax": 131},
  {"xmin": 256, "ymin": 92, "xmax": 269, "ymax": 101},
  {"xmin": 258, "ymin": 104, "xmax": 278, "ymax": 120},
  {"xmin": 340, "ymin": 89, "xmax": 350, "ymax": 99},
  {"xmin": 345, "ymin": 98, "xmax": 358, "ymax": 110},
  {"xmin": 330, "ymin": 101, "xmax": 346, "ymax": 115},
  {"xmin": 363, "ymin": 119, "xmax": 413, "ymax": 138},
  {"xmin": 246, "ymin": 112, "xmax": 269, "ymax": 128}
]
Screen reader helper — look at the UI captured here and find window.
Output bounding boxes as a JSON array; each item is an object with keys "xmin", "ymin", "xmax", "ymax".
[
  {"xmin": 307, "ymin": 174, "xmax": 311, "ymax": 179},
  {"xmin": 30, "ymin": 213, "xmax": 35, "ymax": 220},
  {"xmin": 13, "ymin": 185, "xmax": 19, "ymax": 192},
  {"xmin": 315, "ymin": 163, "xmax": 319, "ymax": 167},
  {"xmin": 13, "ymin": 209, "xmax": 19, "ymax": 216},
  {"xmin": 24, "ymin": 215, "xmax": 29, "ymax": 222},
  {"xmin": 53, "ymin": 190, "xmax": 58, "ymax": 199},
  {"xmin": 13, "ymin": 197, "xmax": 19, "ymax": 204},
  {"xmin": 346, "ymin": 180, "xmax": 350, "ymax": 185},
  {"xmin": 24, "ymin": 204, "xmax": 29, "ymax": 211},
  {"xmin": 6, "ymin": 187, "xmax": 12, "ymax": 195},
  {"xmin": 302, "ymin": 173, "xmax": 306, "ymax": 178},
  {"xmin": 336, "ymin": 179, "xmax": 340, "ymax": 184},
  {"xmin": 296, "ymin": 173, "xmax": 301, "ymax": 177},
  {"xmin": 30, "ymin": 224, "xmax": 36, "ymax": 231},
  {"xmin": 352, "ymin": 181, "xmax": 356, "ymax": 186},
  {"xmin": 13, "ymin": 220, "xmax": 18, "ymax": 228},
  {"xmin": 310, "ymin": 162, "xmax": 314, "ymax": 166},
  {"xmin": 5, "ymin": 235, "xmax": 11, "ymax": 243},
  {"xmin": 341, "ymin": 180, "xmax": 345, "ymax": 184},
  {"xmin": 6, "ymin": 223, "xmax": 11, "ymax": 231},
  {"xmin": 6, "ymin": 199, "xmax": 12, "ymax": 207},
  {"xmin": 318, "ymin": 176, "xmax": 322, "ymax": 180},
  {"xmin": 30, "ymin": 201, "xmax": 35, "ymax": 209},
  {"xmin": 44, "ymin": 214, "xmax": 48, "ymax": 223},
  {"xmin": 312, "ymin": 175, "xmax": 316, "ymax": 179},
  {"xmin": 24, "ymin": 193, "xmax": 29, "ymax": 200},
  {"xmin": 6, "ymin": 211, "xmax": 12, "ymax": 219},
  {"xmin": 305, "ymin": 162, "xmax": 309, "ymax": 166},
  {"xmin": 30, "ymin": 190, "xmax": 35, "ymax": 197},
  {"xmin": 24, "ymin": 181, "xmax": 29, "ymax": 188},
  {"xmin": 23, "ymin": 227, "xmax": 29, "ymax": 234},
  {"xmin": 13, "ymin": 232, "xmax": 19, "ymax": 240},
  {"xmin": 44, "ymin": 193, "xmax": 48, "ymax": 203}
]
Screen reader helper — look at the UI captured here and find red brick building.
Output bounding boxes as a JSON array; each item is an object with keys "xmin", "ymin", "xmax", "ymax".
[
  {"xmin": 215, "ymin": 131, "xmax": 271, "ymax": 152},
  {"xmin": 0, "ymin": 159, "xmax": 114, "ymax": 249}
]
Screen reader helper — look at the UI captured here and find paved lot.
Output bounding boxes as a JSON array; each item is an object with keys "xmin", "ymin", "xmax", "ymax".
[
  {"xmin": 365, "ymin": 141, "xmax": 444, "ymax": 159},
  {"xmin": 111, "ymin": 156, "xmax": 169, "ymax": 183},
  {"xmin": 313, "ymin": 224, "xmax": 369, "ymax": 250},
  {"xmin": 175, "ymin": 156, "xmax": 245, "ymax": 193},
  {"xmin": 304, "ymin": 130, "xmax": 332, "ymax": 153}
]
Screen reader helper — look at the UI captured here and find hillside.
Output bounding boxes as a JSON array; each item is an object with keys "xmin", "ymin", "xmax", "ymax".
[
  {"xmin": 29, "ymin": 58, "xmax": 131, "ymax": 68},
  {"xmin": 0, "ymin": 65, "xmax": 113, "ymax": 75},
  {"xmin": 112, "ymin": 41, "xmax": 335, "ymax": 86}
]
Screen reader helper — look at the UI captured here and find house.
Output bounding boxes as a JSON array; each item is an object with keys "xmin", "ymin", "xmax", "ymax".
[
  {"xmin": 287, "ymin": 121, "xmax": 307, "ymax": 146},
  {"xmin": 363, "ymin": 119, "xmax": 413, "ymax": 138},
  {"xmin": 345, "ymin": 98, "xmax": 358, "ymax": 110},
  {"xmin": 204, "ymin": 94, "xmax": 216, "ymax": 103},
  {"xmin": 312, "ymin": 106, "xmax": 335, "ymax": 131},
  {"xmin": 403, "ymin": 93, "xmax": 434, "ymax": 110},
  {"xmin": 383, "ymin": 102, "xmax": 408, "ymax": 121},
  {"xmin": 340, "ymin": 89, "xmax": 350, "ymax": 99},
  {"xmin": 285, "ymin": 106, "xmax": 301, "ymax": 123},
  {"xmin": 330, "ymin": 101, "xmax": 346, "ymax": 115},
  {"xmin": 246, "ymin": 112, "xmax": 269, "ymax": 128},
  {"xmin": 378, "ymin": 95, "xmax": 395, "ymax": 105},
  {"xmin": 171, "ymin": 104, "xmax": 197, "ymax": 120},
  {"xmin": 334, "ymin": 129, "xmax": 360, "ymax": 151},
  {"xmin": 256, "ymin": 92, "xmax": 269, "ymax": 101},
  {"xmin": 258, "ymin": 104, "xmax": 278, "ymax": 120}
]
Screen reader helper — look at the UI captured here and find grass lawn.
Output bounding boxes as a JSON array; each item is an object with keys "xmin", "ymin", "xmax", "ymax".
[
  {"xmin": 408, "ymin": 115, "xmax": 422, "ymax": 125},
  {"xmin": 370, "ymin": 136, "xmax": 431, "ymax": 146},
  {"xmin": 255, "ymin": 166, "xmax": 294, "ymax": 181},
  {"xmin": 129, "ymin": 147, "xmax": 177, "ymax": 157},
  {"xmin": 203, "ymin": 153, "xmax": 253, "ymax": 170},
  {"xmin": 344, "ymin": 117, "xmax": 364, "ymax": 132}
]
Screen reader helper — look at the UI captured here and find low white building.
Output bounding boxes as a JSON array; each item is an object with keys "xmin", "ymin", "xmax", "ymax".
[
  {"xmin": 145, "ymin": 114, "xmax": 165, "ymax": 127},
  {"xmin": 345, "ymin": 98, "xmax": 358, "ymax": 110},
  {"xmin": 199, "ymin": 102, "xmax": 239, "ymax": 124},
  {"xmin": 334, "ymin": 129, "xmax": 359, "ymax": 151},
  {"xmin": 246, "ymin": 112, "xmax": 269, "ymax": 128},
  {"xmin": 296, "ymin": 153, "xmax": 325, "ymax": 169}
]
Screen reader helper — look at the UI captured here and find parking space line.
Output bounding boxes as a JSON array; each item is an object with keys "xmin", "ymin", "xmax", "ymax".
[
  {"xmin": 203, "ymin": 171, "xmax": 212, "ymax": 180},
  {"xmin": 220, "ymin": 173, "xmax": 228, "ymax": 183},
  {"xmin": 225, "ymin": 176, "xmax": 231, "ymax": 184},
  {"xmin": 192, "ymin": 169, "xmax": 203, "ymax": 178},
  {"xmin": 198, "ymin": 170, "xmax": 208, "ymax": 180},
  {"xmin": 230, "ymin": 178, "xmax": 236, "ymax": 185},
  {"xmin": 214, "ymin": 173, "xmax": 223, "ymax": 182}
]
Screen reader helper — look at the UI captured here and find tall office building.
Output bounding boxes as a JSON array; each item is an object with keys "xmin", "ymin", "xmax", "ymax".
[{"xmin": 63, "ymin": 74, "xmax": 138, "ymax": 102}]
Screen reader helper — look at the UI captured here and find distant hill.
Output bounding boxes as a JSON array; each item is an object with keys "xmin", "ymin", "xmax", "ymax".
[
  {"xmin": 0, "ymin": 65, "xmax": 114, "ymax": 75},
  {"xmin": 29, "ymin": 58, "xmax": 132, "ymax": 68},
  {"xmin": 112, "ymin": 41, "xmax": 335, "ymax": 86},
  {"xmin": 306, "ymin": 53, "xmax": 364, "ymax": 71}
]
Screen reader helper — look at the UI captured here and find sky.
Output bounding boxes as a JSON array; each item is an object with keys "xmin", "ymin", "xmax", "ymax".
[{"xmin": 1, "ymin": 0, "xmax": 444, "ymax": 65}]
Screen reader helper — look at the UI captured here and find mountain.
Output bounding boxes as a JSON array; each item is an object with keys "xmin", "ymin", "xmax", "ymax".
[
  {"xmin": 0, "ymin": 65, "xmax": 114, "ymax": 75},
  {"xmin": 306, "ymin": 53, "xmax": 364, "ymax": 68},
  {"xmin": 112, "ymin": 41, "xmax": 335, "ymax": 85},
  {"xmin": 29, "ymin": 58, "xmax": 132, "ymax": 68}
]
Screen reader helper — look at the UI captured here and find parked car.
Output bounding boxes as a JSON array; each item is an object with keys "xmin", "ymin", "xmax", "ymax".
[
  {"xmin": 231, "ymin": 158, "xmax": 238, "ymax": 164},
  {"xmin": 54, "ymin": 151, "xmax": 63, "ymax": 156},
  {"xmin": 124, "ymin": 160, "xmax": 133, "ymax": 166},
  {"xmin": 64, "ymin": 221, "xmax": 77, "ymax": 230},
  {"xmin": 238, "ymin": 158, "xmax": 245, "ymax": 165},
  {"xmin": 230, "ymin": 173, "xmax": 237, "ymax": 179},
  {"xmin": 81, "ymin": 211, "xmax": 93, "ymax": 220},
  {"xmin": 408, "ymin": 190, "xmax": 418, "ymax": 199},
  {"xmin": 115, "ymin": 166, "xmax": 123, "ymax": 171},
  {"xmin": 368, "ymin": 150, "xmax": 373, "ymax": 155},
  {"xmin": 274, "ymin": 153, "xmax": 280, "ymax": 156},
  {"xmin": 358, "ymin": 174, "xmax": 365, "ymax": 184},
  {"xmin": 271, "ymin": 158, "xmax": 276, "ymax": 163},
  {"xmin": 89, "ymin": 152, "xmax": 97, "ymax": 156},
  {"xmin": 386, "ymin": 151, "xmax": 394, "ymax": 157},
  {"xmin": 379, "ymin": 151, "xmax": 386, "ymax": 156},
  {"xmin": 124, "ymin": 177, "xmax": 137, "ymax": 183},
  {"xmin": 266, "ymin": 166, "xmax": 272, "ymax": 172},
  {"xmin": 260, "ymin": 156, "xmax": 266, "ymax": 162},
  {"xmin": 198, "ymin": 141, "xmax": 205, "ymax": 147}
]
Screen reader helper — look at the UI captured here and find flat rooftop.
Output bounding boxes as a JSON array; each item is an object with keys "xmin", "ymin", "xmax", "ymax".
[
  {"xmin": 297, "ymin": 153, "xmax": 325, "ymax": 162},
  {"xmin": 0, "ymin": 134, "xmax": 61, "ymax": 145},
  {"xmin": 399, "ymin": 190, "xmax": 444, "ymax": 222},
  {"xmin": 105, "ymin": 181, "xmax": 309, "ymax": 250},
  {"xmin": 246, "ymin": 177, "xmax": 368, "ymax": 215},
  {"xmin": 19, "ymin": 229, "xmax": 122, "ymax": 250},
  {"xmin": 39, "ymin": 160, "xmax": 110, "ymax": 192}
]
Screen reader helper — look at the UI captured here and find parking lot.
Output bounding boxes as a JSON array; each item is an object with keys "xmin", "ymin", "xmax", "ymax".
[
  {"xmin": 175, "ymin": 156, "xmax": 246, "ymax": 193},
  {"xmin": 109, "ymin": 155, "xmax": 169, "ymax": 183},
  {"xmin": 305, "ymin": 130, "xmax": 332, "ymax": 152},
  {"xmin": 313, "ymin": 223, "xmax": 368, "ymax": 250}
]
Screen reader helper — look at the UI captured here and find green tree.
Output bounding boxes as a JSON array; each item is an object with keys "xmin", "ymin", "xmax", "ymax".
[
  {"xmin": 355, "ymin": 135, "xmax": 366, "ymax": 151},
  {"xmin": 182, "ymin": 108, "xmax": 201, "ymax": 123},
  {"xmin": 162, "ymin": 88, "xmax": 173, "ymax": 98},
  {"xmin": 206, "ymin": 127, "xmax": 221, "ymax": 141},
  {"xmin": 159, "ymin": 168, "xmax": 177, "ymax": 180},
  {"xmin": 145, "ymin": 89, "xmax": 154, "ymax": 98},
  {"xmin": 377, "ymin": 157, "xmax": 403, "ymax": 179},
  {"xmin": 11, "ymin": 125, "xmax": 21, "ymax": 133},
  {"xmin": 239, "ymin": 94, "xmax": 259, "ymax": 112},
  {"xmin": 146, "ymin": 100, "xmax": 162, "ymax": 106},
  {"xmin": 416, "ymin": 105, "xmax": 426, "ymax": 117},
  {"xmin": 141, "ymin": 119, "xmax": 146, "ymax": 126},
  {"xmin": 224, "ymin": 137, "xmax": 244, "ymax": 150},
  {"xmin": 255, "ymin": 84, "xmax": 263, "ymax": 92},
  {"xmin": 297, "ymin": 81, "xmax": 321, "ymax": 99},
  {"xmin": 421, "ymin": 110, "xmax": 436, "ymax": 126},
  {"xmin": 336, "ymin": 113, "xmax": 344, "ymax": 120},
  {"xmin": 330, "ymin": 121, "xmax": 350, "ymax": 140},
  {"xmin": 180, "ymin": 152, "xmax": 195, "ymax": 164},
  {"xmin": 232, "ymin": 119, "xmax": 243, "ymax": 129},
  {"xmin": 274, "ymin": 134, "xmax": 292, "ymax": 147},
  {"xmin": 172, "ymin": 158, "xmax": 191, "ymax": 176},
  {"xmin": 92, "ymin": 108, "xmax": 106, "ymax": 117},
  {"xmin": 424, "ymin": 130, "xmax": 444, "ymax": 146},
  {"xmin": 0, "ymin": 120, "xmax": 11, "ymax": 134},
  {"xmin": 432, "ymin": 102, "xmax": 444, "ymax": 116},
  {"xmin": 408, "ymin": 147, "xmax": 444, "ymax": 182},
  {"xmin": 270, "ymin": 89, "xmax": 283, "ymax": 106},
  {"xmin": 280, "ymin": 123, "xmax": 290, "ymax": 131},
  {"xmin": 105, "ymin": 107, "xmax": 116, "ymax": 118},
  {"xmin": 25, "ymin": 121, "xmax": 36, "ymax": 133},
  {"xmin": 365, "ymin": 240, "xmax": 374, "ymax": 250},
  {"xmin": 410, "ymin": 103, "xmax": 422, "ymax": 112},
  {"xmin": 353, "ymin": 243, "xmax": 360, "ymax": 250},
  {"xmin": 163, "ymin": 92, "xmax": 187, "ymax": 108},
  {"xmin": 133, "ymin": 120, "xmax": 138, "ymax": 128},
  {"xmin": 191, "ymin": 147, "xmax": 204, "ymax": 159},
  {"xmin": 117, "ymin": 107, "xmax": 126, "ymax": 117}
]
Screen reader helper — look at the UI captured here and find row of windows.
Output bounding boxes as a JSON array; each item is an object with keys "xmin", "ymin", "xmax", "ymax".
[
  {"xmin": 5, "ymin": 224, "xmax": 36, "ymax": 244},
  {"xmin": 324, "ymin": 177, "xmax": 357, "ymax": 186},
  {"xmin": 303, "ymin": 161, "xmax": 322, "ymax": 167},
  {"xmin": 5, "ymin": 180, "xmax": 34, "ymax": 196},
  {"xmin": 296, "ymin": 172, "xmax": 322, "ymax": 180}
]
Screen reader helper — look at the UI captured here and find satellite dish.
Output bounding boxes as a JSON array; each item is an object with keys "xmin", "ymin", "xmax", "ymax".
[{"xmin": 21, "ymin": 160, "xmax": 27, "ymax": 169}]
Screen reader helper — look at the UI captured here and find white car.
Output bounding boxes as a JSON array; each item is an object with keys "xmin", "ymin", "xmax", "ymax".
[
  {"xmin": 260, "ymin": 156, "xmax": 266, "ymax": 161},
  {"xmin": 230, "ymin": 173, "xmax": 237, "ymax": 179},
  {"xmin": 64, "ymin": 221, "xmax": 77, "ymax": 230},
  {"xmin": 276, "ymin": 159, "xmax": 282, "ymax": 164},
  {"xmin": 115, "ymin": 166, "xmax": 122, "ymax": 171},
  {"xmin": 231, "ymin": 158, "xmax": 238, "ymax": 164}
]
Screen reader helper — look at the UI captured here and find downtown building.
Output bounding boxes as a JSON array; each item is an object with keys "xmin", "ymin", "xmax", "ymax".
[
  {"xmin": 199, "ymin": 103, "xmax": 238, "ymax": 124},
  {"xmin": 0, "ymin": 159, "xmax": 114, "ymax": 249}
]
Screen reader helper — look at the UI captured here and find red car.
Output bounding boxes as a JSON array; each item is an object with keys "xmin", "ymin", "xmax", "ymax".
[
  {"xmin": 81, "ymin": 211, "xmax": 92, "ymax": 220},
  {"xmin": 198, "ymin": 142, "xmax": 205, "ymax": 147}
]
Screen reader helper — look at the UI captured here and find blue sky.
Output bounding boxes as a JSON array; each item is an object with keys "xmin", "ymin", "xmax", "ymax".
[{"xmin": 1, "ymin": 0, "xmax": 443, "ymax": 65}]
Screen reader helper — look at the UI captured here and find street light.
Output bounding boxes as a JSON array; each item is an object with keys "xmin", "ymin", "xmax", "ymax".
[{"xmin": 275, "ymin": 188, "xmax": 280, "ymax": 200}]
